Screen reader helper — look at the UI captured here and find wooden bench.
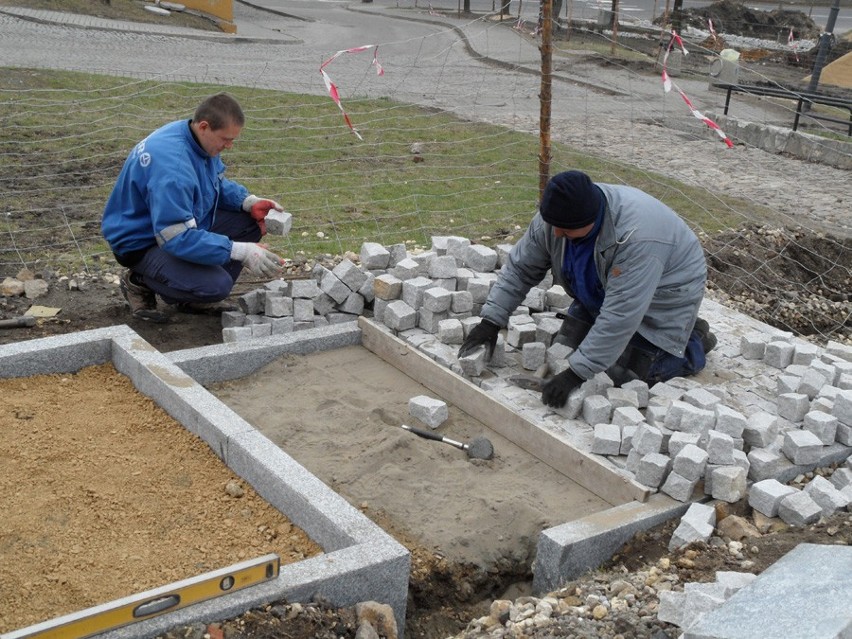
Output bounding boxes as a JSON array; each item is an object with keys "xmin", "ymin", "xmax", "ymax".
[{"xmin": 713, "ymin": 82, "xmax": 852, "ymax": 136}]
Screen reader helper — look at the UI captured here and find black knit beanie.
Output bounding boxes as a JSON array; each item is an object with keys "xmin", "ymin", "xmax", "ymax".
[{"xmin": 538, "ymin": 171, "xmax": 603, "ymax": 229}]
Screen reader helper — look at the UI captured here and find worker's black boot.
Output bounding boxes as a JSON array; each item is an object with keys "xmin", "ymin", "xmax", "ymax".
[
  {"xmin": 605, "ymin": 363, "xmax": 639, "ymax": 387},
  {"xmin": 693, "ymin": 317, "xmax": 718, "ymax": 353},
  {"xmin": 553, "ymin": 313, "xmax": 593, "ymax": 349}
]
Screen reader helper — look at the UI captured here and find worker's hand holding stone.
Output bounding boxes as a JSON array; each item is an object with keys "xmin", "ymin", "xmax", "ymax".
[
  {"xmin": 242, "ymin": 195, "xmax": 283, "ymax": 236},
  {"xmin": 541, "ymin": 368, "xmax": 584, "ymax": 408},
  {"xmin": 231, "ymin": 241, "xmax": 283, "ymax": 279},
  {"xmin": 458, "ymin": 318, "xmax": 500, "ymax": 359}
]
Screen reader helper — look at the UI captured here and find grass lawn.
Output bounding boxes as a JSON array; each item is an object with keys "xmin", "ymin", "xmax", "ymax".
[{"xmin": 1, "ymin": 67, "xmax": 758, "ymax": 271}]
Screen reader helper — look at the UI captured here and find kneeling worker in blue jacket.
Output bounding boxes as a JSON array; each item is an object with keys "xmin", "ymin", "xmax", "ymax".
[
  {"xmin": 458, "ymin": 170, "xmax": 716, "ymax": 409},
  {"xmin": 102, "ymin": 92, "xmax": 285, "ymax": 323}
]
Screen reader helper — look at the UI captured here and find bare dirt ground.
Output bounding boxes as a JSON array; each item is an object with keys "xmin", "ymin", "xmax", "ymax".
[{"xmin": 0, "ymin": 363, "xmax": 321, "ymax": 634}]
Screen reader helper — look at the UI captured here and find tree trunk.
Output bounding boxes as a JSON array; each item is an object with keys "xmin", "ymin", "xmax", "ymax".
[
  {"xmin": 539, "ymin": 0, "xmax": 552, "ymax": 197},
  {"xmin": 671, "ymin": 0, "xmax": 683, "ymax": 33},
  {"xmin": 610, "ymin": 0, "xmax": 619, "ymax": 53}
]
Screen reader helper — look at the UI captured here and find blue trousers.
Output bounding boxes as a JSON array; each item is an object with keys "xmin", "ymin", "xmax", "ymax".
[
  {"xmin": 560, "ymin": 301, "xmax": 706, "ymax": 385},
  {"xmin": 131, "ymin": 209, "xmax": 261, "ymax": 305}
]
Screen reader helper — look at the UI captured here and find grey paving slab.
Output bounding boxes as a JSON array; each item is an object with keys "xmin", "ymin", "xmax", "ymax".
[{"xmin": 684, "ymin": 544, "xmax": 852, "ymax": 639}]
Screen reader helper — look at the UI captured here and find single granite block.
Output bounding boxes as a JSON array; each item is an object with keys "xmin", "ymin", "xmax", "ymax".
[
  {"xmin": 384, "ymin": 300, "xmax": 417, "ymax": 332},
  {"xmin": 705, "ymin": 430, "xmax": 735, "ymax": 465},
  {"xmin": 661, "ymin": 471, "xmax": 699, "ymax": 502},
  {"xmin": 743, "ymin": 412, "xmax": 780, "ymax": 448},
  {"xmin": 777, "ymin": 392, "xmax": 810, "ymax": 423},
  {"xmin": 373, "ymin": 273, "xmax": 403, "ymax": 300},
  {"xmin": 782, "ymin": 429, "xmax": 824, "ymax": 465},
  {"xmin": 359, "ymin": 241, "xmax": 391, "ymax": 270},
  {"xmin": 777, "ymin": 490, "xmax": 822, "ymax": 526},
  {"xmin": 332, "ymin": 258, "xmax": 369, "ymax": 292},
  {"xmin": 764, "ymin": 340, "xmax": 795, "ymax": 369},
  {"xmin": 672, "ymin": 444, "xmax": 709, "ymax": 481},
  {"xmin": 635, "ymin": 453, "xmax": 671, "ymax": 488},
  {"xmin": 803, "ymin": 410, "xmax": 838, "ymax": 445},
  {"xmin": 592, "ymin": 423, "xmax": 622, "ymax": 456},
  {"xmin": 749, "ymin": 479, "xmax": 798, "ymax": 517},
  {"xmin": 711, "ymin": 466, "xmax": 748, "ymax": 503},
  {"xmin": 408, "ymin": 395, "xmax": 449, "ymax": 428},
  {"xmin": 804, "ymin": 475, "xmax": 850, "ymax": 516},
  {"xmin": 437, "ymin": 319, "xmax": 464, "ymax": 345}
]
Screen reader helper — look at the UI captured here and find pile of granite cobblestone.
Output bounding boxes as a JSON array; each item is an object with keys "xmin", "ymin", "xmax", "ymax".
[{"xmin": 221, "ymin": 236, "xmax": 852, "ymax": 534}]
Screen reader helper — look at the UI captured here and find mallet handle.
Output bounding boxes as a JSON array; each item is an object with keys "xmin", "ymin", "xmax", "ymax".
[{"xmin": 400, "ymin": 424, "xmax": 466, "ymax": 450}]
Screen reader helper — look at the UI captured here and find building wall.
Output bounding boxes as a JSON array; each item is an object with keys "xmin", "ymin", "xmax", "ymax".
[{"xmin": 181, "ymin": 0, "xmax": 235, "ymax": 32}]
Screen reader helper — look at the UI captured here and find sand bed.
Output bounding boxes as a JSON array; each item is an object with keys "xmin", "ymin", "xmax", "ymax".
[{"xmin": 208, "ymin": 345, "xmax": 611, "ymax": 568}]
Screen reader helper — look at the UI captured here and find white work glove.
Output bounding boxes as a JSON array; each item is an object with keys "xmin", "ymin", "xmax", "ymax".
[
  {"xmin": 231, "ymin": 242, "xmax": 283, "ymax": 279},
  {"xmin": 242, "ymin": 195, "xmax": 283, "ymax": 236}
]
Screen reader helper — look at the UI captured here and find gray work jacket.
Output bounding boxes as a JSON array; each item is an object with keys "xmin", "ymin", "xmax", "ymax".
[{"xmin": 480, "ymin": 183, "xmax": 707, "ymax": 380}]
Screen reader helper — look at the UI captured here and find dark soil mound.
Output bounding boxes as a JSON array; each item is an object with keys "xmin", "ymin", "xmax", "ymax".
[
  {"xmin": 704, "ymin": 224, "xmax": 852, "ymax": 342},
  {"xmin": 656, "ymin": 0, "xmax": 821, "ymax": 40}
]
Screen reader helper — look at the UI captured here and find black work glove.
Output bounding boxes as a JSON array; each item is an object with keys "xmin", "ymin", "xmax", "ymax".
[
  {"xmin": 458, "ymin": 318, "xmax": 500, "ymax": 359},
  {"xmin": 541, "ymin": 368, "xmax": 584, "ymax": 408}
]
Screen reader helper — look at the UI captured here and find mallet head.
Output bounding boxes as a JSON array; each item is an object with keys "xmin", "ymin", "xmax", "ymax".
[{"xmin": 465, "ymin": 436, "xmax": 494, "ymax": 460}]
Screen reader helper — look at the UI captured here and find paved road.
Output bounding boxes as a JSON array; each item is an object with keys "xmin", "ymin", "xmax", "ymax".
[{"xmin": 0, "ymin": 1, "xmax": 848, "ymax": 235}]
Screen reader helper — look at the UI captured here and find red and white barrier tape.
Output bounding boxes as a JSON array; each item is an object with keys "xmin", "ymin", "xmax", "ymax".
[
  {"xmin": 788, "ymin": 28, "xmax": 799, "ymax": 62},
  {"xmin": 320, "ymin": 45, "xmax": 384, "ymax": 140},
  {"xmin": 661, "ymin": 30, "xmax": 734, "ymax": 148}
]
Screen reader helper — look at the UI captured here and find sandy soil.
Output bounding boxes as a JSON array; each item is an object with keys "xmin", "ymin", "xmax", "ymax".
[{"xmin": 0, "ymin": 363, "xmax": 321, "ymax": 634}]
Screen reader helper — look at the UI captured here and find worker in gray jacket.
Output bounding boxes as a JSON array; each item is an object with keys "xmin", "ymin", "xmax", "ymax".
[{"xmin": 458, "ymin": 170, "xmax": 716, "ymax": 408}]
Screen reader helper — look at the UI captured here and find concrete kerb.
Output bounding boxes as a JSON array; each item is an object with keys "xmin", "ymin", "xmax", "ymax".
[
  {"xmin": 532, "ymin": 493, "xmax": 693, "ymax": 594},
  {"xmin": 0, "ymin": 325, "xmax": 409, "ymax": 638},
  {"xmin": 713, "ymin": 113, "xmax": 852, "ymax": 170},
  {"xmin": 167, "ymin": 322, "xmax": 362, "ymax": 385}
]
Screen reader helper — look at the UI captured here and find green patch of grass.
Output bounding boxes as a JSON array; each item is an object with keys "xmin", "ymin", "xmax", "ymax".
[
  {"xmin": 553, "ymin": 34, "xmax": 653, "ymax": 62},
  {"xmin": 1, "ymin": 67, "xmax": 761, "ymax": 272}
]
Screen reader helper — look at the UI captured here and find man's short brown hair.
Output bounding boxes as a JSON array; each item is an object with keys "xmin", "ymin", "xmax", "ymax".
[{"xmin": 193, "ymin": 92, "xmax": 245, "ymax": 130}]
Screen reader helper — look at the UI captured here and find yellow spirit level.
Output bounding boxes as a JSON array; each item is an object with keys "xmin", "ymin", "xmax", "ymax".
[{"xmin": 2, "ymin": 554, "xmax": 280, "ymax": 639}]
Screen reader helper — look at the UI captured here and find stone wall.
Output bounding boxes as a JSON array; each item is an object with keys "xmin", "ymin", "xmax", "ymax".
[{"xmin": 712, "ymin": 113, "xmax": 852, "ymax": 170}]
